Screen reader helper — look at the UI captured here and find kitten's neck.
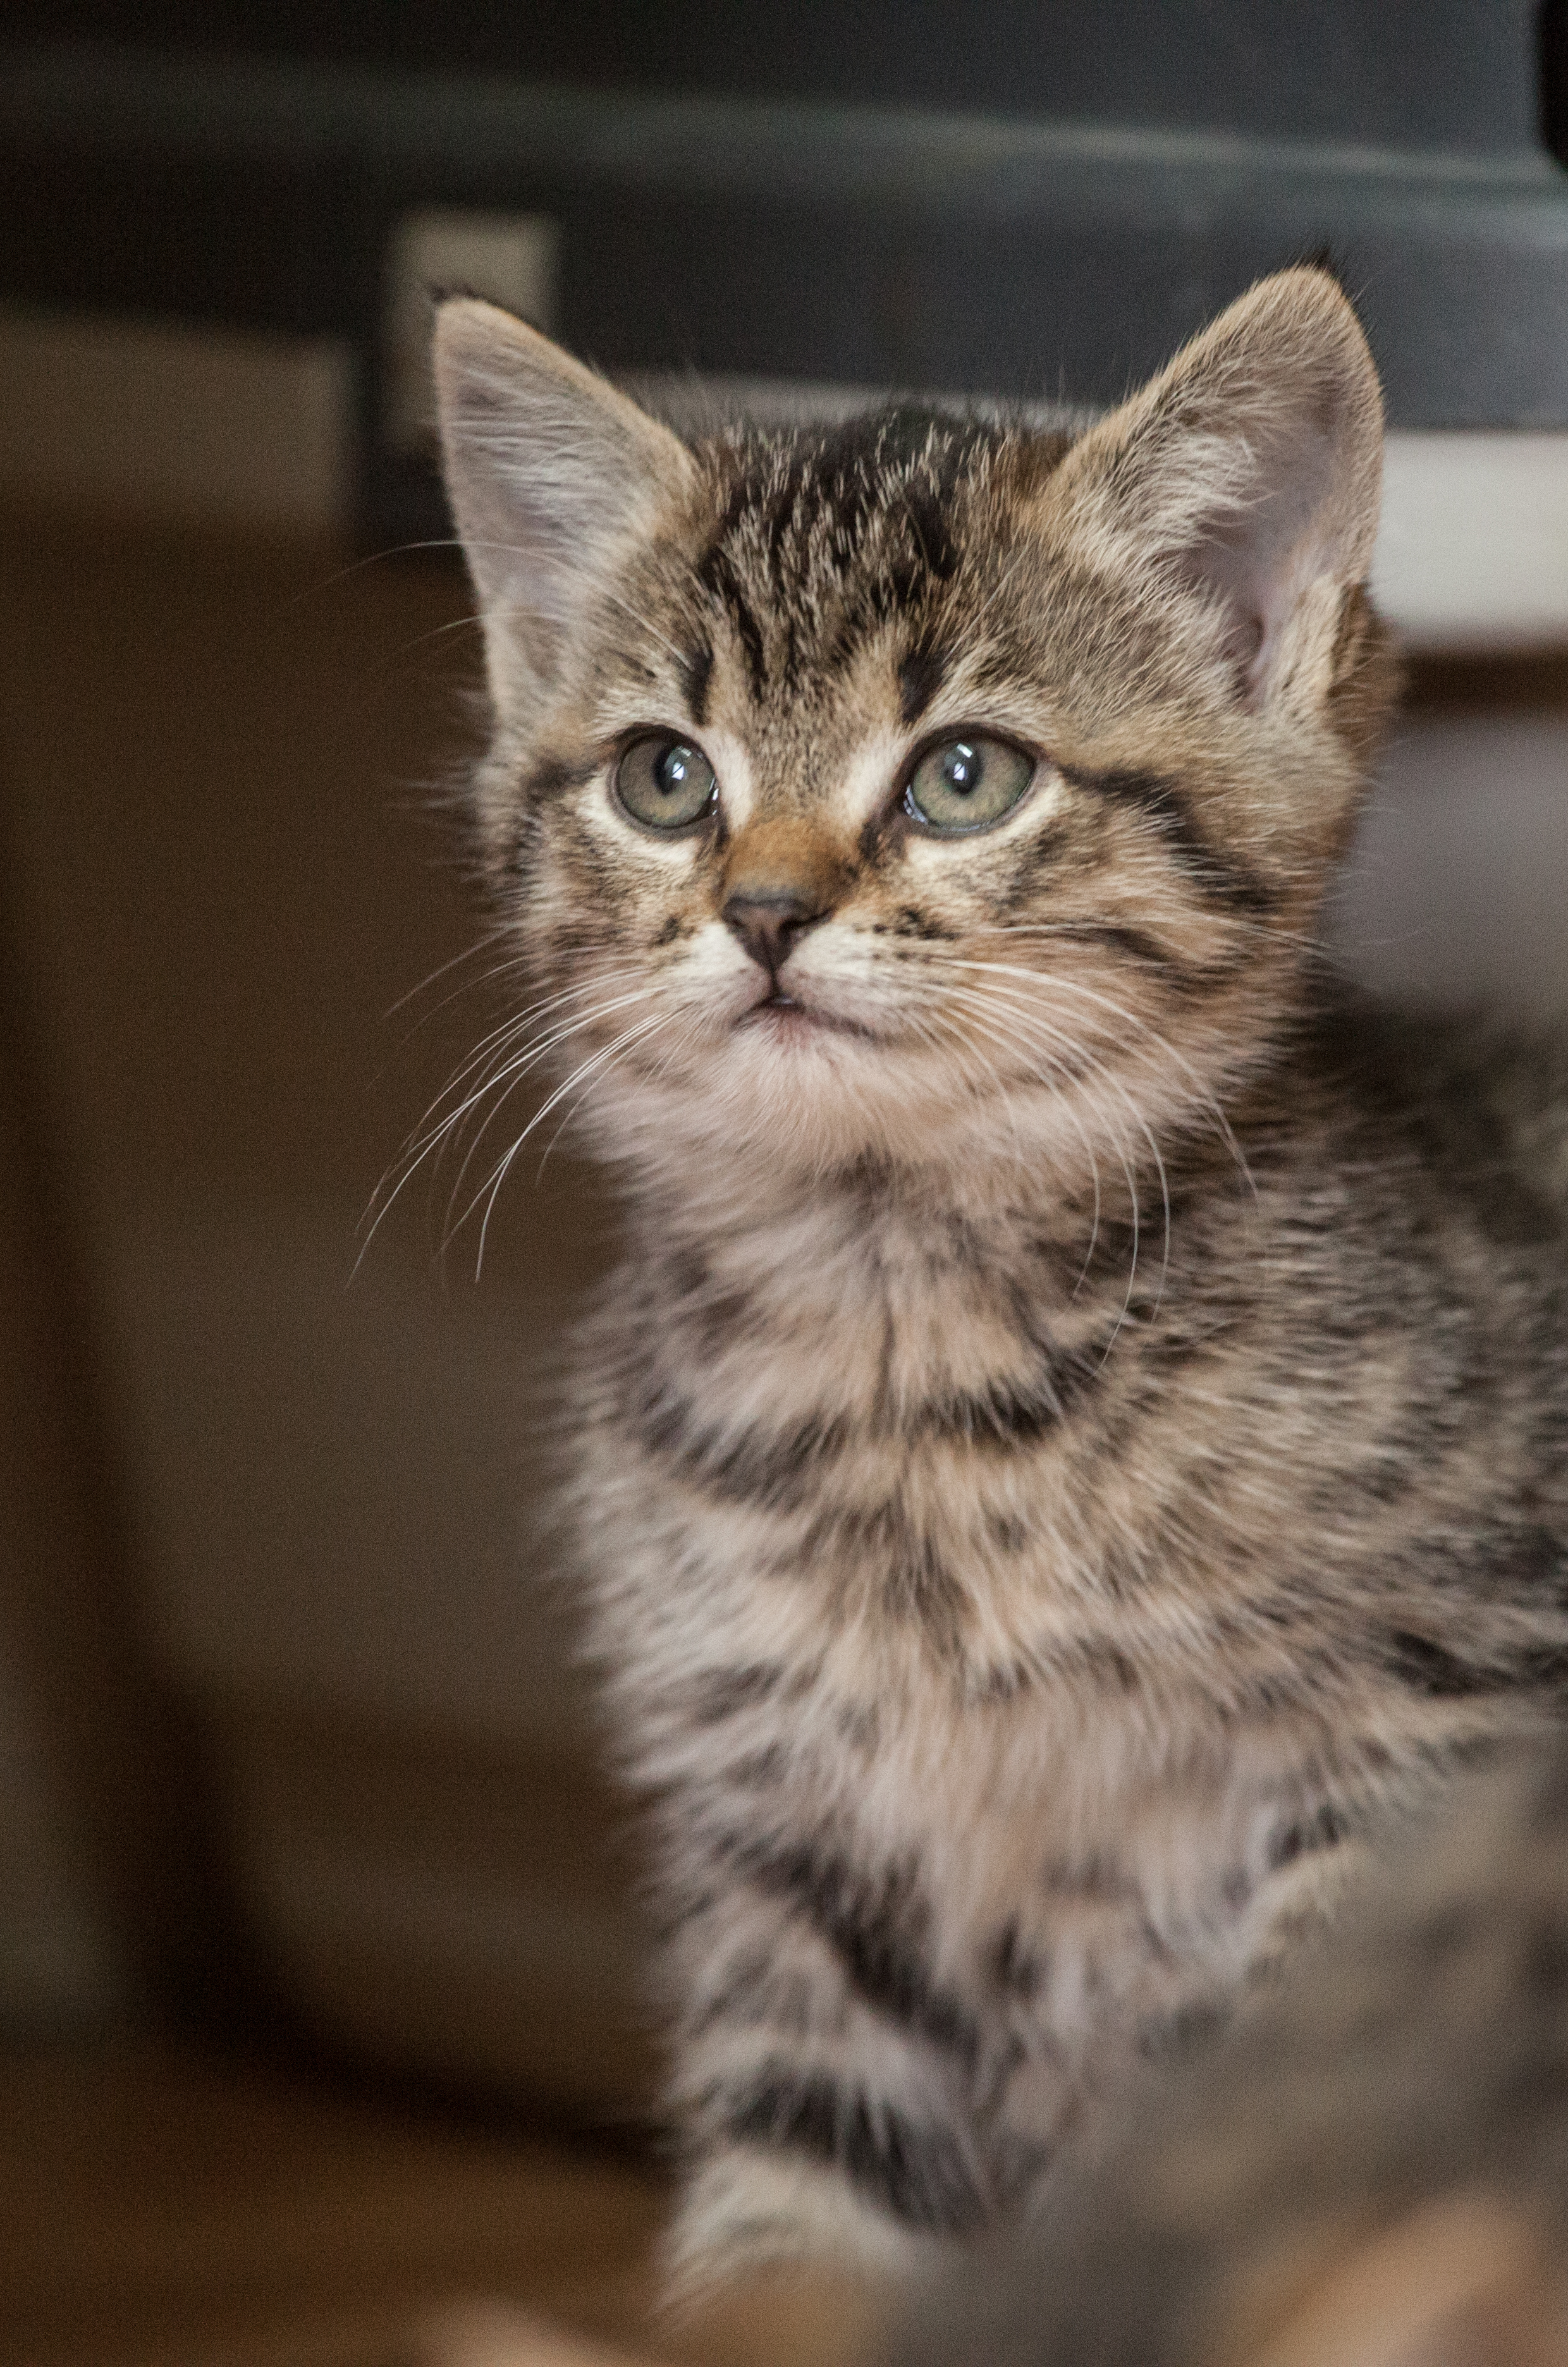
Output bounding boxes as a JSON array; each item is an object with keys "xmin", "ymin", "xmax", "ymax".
[
  {"xmin": 622, "ymin": 1125, "xmax": 1220, "ymax": 1333},
  {"xmin": 592, "ymin": 986, "xmax": 1299, "ymax": 1273}
]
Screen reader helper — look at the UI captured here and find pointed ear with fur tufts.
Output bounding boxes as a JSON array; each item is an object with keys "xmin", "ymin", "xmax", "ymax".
[
  {"xmin": 1053, "ymin": 267, "xmax": 1385, "ymax": 713},
  {"xmin": 432, "ymin": 298, "xmax": 696, "ymax": 728}
]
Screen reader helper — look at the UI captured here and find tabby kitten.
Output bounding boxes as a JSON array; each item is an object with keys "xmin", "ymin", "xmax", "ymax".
[{"xmin": 431, "ymin": 267, "xmax": 1568, "ymax": 2288}]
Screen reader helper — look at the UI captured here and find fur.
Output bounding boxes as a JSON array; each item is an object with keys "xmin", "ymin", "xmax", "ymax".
[{"xmin": 430, "ymin": 269, "xmax": 1568, "ymax": 2288}]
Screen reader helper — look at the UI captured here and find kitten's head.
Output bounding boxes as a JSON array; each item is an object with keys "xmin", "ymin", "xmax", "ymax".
[{"xmin": 434, "ymin": 268, "xmax": 1395, "ymax": 1201}]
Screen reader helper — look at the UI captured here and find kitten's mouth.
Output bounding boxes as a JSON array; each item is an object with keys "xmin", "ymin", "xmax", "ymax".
[{"xmin": 740, "ymin": 991, "xmax": 876, "ymax": 1043}]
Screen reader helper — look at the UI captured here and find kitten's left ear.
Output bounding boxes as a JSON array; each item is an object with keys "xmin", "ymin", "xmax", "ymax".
[
  {"xmin": 433, "ymin": 298, "xmax": 695, "ymax": 726},
  {"xmin": 1054, "ymin": 267, "xmax": 1383, "ymax": 710}
]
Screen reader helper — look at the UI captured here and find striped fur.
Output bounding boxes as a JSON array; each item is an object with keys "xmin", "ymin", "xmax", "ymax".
[{"xmin": 432, "ymin": 271, "xmax": 1568, "ymax": 2287}]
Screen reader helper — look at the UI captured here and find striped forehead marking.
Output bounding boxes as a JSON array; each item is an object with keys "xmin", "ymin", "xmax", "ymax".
[{"xmin": 690, "ymin": 408, "xmax": 1012, "ymax": 699}]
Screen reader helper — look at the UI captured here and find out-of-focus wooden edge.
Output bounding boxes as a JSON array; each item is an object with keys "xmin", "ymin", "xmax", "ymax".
[
  {"xmin": 0, "ymin": 306, "xmax": 352, "ymax": 536},
  {"xmin": 419, "ymin": 2266, "xmax": 888, "ymax": 2367},
  {"xmin": 417, "ymin": 2304, "xmax": 652, "ymax": 2367},
  {"xmin": 1220, "ymin": 2194, "xmax": 1568, "ymax": 2367}
]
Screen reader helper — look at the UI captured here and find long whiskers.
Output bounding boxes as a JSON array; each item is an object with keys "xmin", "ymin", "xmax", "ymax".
[
  {"xmin": 928, "ymin": 989, "xmax": 1108, "ymax": 1291},
  {"xmin": 935, "ymin": 977, "xmax": 1165, "ymax": 1333},
  {"xmin": 431, "ymin": 967, "xmax": 650, "ymax": 1104},
  {"xmin": 398, "ymin": 972, "xmax": 647, "ymax": 1185},
  {"xmin": 355, "ymin": 969, "xmax": 655, "ymax": 1275},
  {"xmin": 465, "ymin": 1005, "xmax": 677, "ymax": 1273},
  {"xmin": 536, "ymin": 1000, "xmax": 707, "ymax": 1179},
  {"xmin": 384, "ymin": 924, "xmax": 518, "ymax": 1021},
  {"xmin": 944, "ymin": 953, "xmax": 1254, "ymax": 1201},
  {"xmin": 435, "ymin": 982, "xmax": 659, "ymax": 1242}
]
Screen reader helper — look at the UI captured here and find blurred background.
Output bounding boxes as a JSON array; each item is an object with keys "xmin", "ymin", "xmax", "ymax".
[{"xmin": 3, "ymin": 5, "xmax": 1568, "ymax": 2361}]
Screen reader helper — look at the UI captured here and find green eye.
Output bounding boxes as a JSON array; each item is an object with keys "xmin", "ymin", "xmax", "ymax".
[
  {"xmin": 905, "ymin": 736, "xmax": 1034, "ymax": 834},
  {"xmin": 615, "ymin": 735, "xmax": 718, "ymax": 831}
]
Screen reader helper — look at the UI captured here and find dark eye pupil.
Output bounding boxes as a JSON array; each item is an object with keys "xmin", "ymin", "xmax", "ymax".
[
  {"xmin": 940, "ymin": 742, "xmax": 981, "ymax": 795},
  {"xmin": 658, "ymin": 743, "xmax": 698, "ymax": 796}
]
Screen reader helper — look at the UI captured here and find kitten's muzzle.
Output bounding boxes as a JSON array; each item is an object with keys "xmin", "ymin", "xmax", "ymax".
[{"xmin": 721, "ymin": 885, "xmax": 828, "ymax": 981}]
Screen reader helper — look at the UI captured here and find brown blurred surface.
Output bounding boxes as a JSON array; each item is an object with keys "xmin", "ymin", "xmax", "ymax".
[
  {"xmin": 0, "ymin": 505, "xmax": 646, "ymax": 2103},
  {"xmin": 0, "ymin": 2039, "xmax": 885, "ymax": 2367},
  {"xmin": 0, "ymin": 2036, "xmax": 661, "ymax": 2366},
  {"xmin": 1217, "ymin": 2194, "xmax": 1568, "ymax": 2367},
  {"xmin": 2, "ymin": 2034, "xmax": 1559, "ymax": 2367},
  {"xmin": 0, "ymin": 505, "xmax": 878, "ymax": 2363}
]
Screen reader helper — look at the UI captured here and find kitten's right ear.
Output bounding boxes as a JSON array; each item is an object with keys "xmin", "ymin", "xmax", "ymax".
[
  {"xmin": 433, "ymin": 299, "xmax": 695, "ymax": 725},
  {"xmin": 1051, "ymin": 267, "xmax": 1383, "ymax": 716}
]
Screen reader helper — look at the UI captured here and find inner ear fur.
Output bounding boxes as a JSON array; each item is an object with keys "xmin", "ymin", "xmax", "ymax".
[
  {"xmin": 1054, "ymin": 267, "xmax": 1385, "ymax": 714},
  {"xmin": 433, "ymin": 298, "xmax": 695, "ymax": 725}
]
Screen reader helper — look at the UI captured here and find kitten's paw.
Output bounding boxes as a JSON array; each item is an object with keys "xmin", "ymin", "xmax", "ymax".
[
  {"xmin": 663, "ymin": 2148, "xmax": 935, "ymax": 2300},
  {"xmin": 655, "ymin": 2256, "xmax": 891, "ymax": 2367}
]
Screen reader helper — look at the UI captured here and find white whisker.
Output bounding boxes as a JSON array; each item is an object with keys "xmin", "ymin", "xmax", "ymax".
[
  {"xmin": 384, "ymin": 923, "xmax": 518, "ymax": 1021},
  {"xmin": 934, "ymin": 978, "xmax": 1159, "ymax": 1331},
  {"xmin": 436, "ymin": 986, "xmax": 659, "ymax": 1236},
  {"xmin": 466, "ymin": 1007, "xmax": 676, "ymax": 1273},
  {"xmin": 943, "ymin": 954, "xmax": 1255, "ymax": 1201},
  {"xmin": 355, "ymin": 972, "xmax": 656, "ymax": 1276},
  {"xmin": 952, "ymin": 972, "xmax": 1171, "ymax": 1290}
]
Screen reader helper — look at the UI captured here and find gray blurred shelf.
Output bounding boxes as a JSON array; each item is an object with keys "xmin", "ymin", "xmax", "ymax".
[{"xmin": 5, "ymin": 21, "xmax": 1568, "ymax": 544}]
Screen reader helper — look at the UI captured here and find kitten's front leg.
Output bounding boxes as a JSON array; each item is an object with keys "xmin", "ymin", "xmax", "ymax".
[
  {"xmin": 654, "ymin": 1811, "xmax": 1003, "ymax": 2289},
  {"xmin": 651, "ymin": 1758, "xmax": 1372, "ymax": 2291}
]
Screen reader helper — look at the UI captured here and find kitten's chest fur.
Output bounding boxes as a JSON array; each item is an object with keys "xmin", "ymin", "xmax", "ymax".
[
  {"xmin": 582, "ymin": 1059, "xmax": 1563, "ymax": 1765},
  {"xmin": 572, "ymin": 1052, "xmax": 1568, "ymax": 2253}
]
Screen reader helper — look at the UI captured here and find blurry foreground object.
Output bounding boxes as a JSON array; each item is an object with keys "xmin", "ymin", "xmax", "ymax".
[
  {"xmin": 0, "ymin": 2029, "xmax": 885, "ymax": 2367},
  {"xmin": 422, "ymin": 2273, "xmax": 883, "ymax": 2367},
  {"xmin": 887, "ymin": 1734, "xmax": 1568, "ymax": 2367},
  {"xmin": 1232, "ymin": 2195, "xmax": 1566, "ymax": 2367}
]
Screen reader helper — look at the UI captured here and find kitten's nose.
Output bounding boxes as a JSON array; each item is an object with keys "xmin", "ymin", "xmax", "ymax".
[
  {"xmin": 721, "ymin": 886, "xmax": 824, "ymax": 979},
  {"xmin": 721, "ymin": 816, "xmax": 849, "ymax": 980}
]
